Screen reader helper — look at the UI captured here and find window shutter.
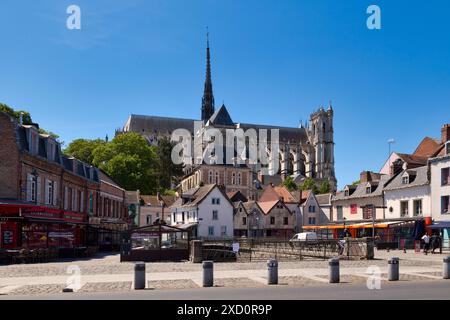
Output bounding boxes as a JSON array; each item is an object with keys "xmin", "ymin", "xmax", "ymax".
[
  {"xmin": 80, "ymin": 192, "xmax": 84, "ymax": 212},
  {"xmin": 44, "ymin": 179, "xmax": 49, "ymax": 205},
  {"xmin": 64, "ymin": 187, "xmax": 68, "ymax": 210},
  {"xmin": 36, "ymin": 177, "xmax": 42, "ymax": 204},
  {"xmin": 53, "ymin": 181, "xmax": 58, "ymax": 206},
  {"xmin": 26, "ymin": 174, "xmax": 32, "ymax": 202}
]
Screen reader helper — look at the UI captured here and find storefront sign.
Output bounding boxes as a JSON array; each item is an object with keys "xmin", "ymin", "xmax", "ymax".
[
  {"xmin": 22, "ymin": 211, "xmax": 60, "ymax": 219},
  {"xmin": 63, "ymin": 212, "xmax": 86, "ymax": 222}
]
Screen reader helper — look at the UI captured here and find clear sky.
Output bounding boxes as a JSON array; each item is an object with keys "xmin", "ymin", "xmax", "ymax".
[{"xmin": 1, "ymin": 0, "xmax": 449, "ymax": 189}]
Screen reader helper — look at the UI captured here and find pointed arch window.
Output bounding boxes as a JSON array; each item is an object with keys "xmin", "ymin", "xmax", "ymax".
[
  {"xmin": 214, "ymin": 171, "xmax": 219, "ymax": 184},
  {"xmin": 208, "ymin": 170, "xmax": 213, "ymax": 184},
  {"xmin": 237, "ymin": 172, "xmax": 242, "ymax": 185},
  {"xmin": 231, "ymin": 172, "xmax": 236, "ymax": 185}
]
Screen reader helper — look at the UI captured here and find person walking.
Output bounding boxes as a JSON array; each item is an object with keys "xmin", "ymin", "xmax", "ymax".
[{"xmin": 421, "ymin": 233, "xmax": 430, "ymax": 255}]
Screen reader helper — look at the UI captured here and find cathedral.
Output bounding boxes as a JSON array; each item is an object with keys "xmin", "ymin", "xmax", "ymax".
[{"xmin": 121, "ymin": 35, "xmax": 336, "ymax": 198}]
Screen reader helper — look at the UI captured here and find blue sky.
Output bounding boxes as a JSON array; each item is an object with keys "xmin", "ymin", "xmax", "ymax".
[{"xmin": 1, "ymin": 0, "xmax": 449, "ymax": 189}]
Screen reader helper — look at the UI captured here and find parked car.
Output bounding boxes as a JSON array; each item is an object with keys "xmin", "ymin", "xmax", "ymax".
[{"xmin": 289, "ymin": 232, "xmax": 318, "ymax": 242}]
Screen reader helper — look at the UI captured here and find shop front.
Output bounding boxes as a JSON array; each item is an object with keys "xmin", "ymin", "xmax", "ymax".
[{"xmin": 0, "ymin": 203, "xmax": 87, "ymax": 250}]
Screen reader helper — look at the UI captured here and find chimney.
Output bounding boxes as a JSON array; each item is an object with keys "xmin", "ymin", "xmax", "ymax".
[
  {"xmin": 19, "ymin": 112, "xmax": 24, "ymax": 126},
  {"xmin": 360, "ymin": 171, "xmax": 372, "ymax": 183},
  {"xmin": 442, "ymin": 124, "xmax": 450, "ymax": 143}
]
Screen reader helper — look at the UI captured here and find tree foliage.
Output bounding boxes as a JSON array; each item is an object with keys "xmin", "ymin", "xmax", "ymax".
[
  {"xmin": 299, "ymin": 177, "xmax": 316, "ymax": 192},
  {"xmin": 64, "ymin": 134, "xmax": 185, "ymax": 194},
  {"xmin": 282, "ymin": 176, "xmax": 298, "ymax": 191},
  {"xmin": 0, "ymin": 103, "xmax": 32, "ymax": 124},
  {"xmin": 317, "ymin": 181, "xmax": 330, "ymax": 194},
  {"xmin": 64, "ymin": 139, "xmax": 106, "ymax": 164}
]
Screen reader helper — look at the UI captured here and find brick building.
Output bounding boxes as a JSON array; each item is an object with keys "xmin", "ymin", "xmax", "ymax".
[{"xmin": 0, "ymin": 111, "xmax": 129, "ymax": 250}]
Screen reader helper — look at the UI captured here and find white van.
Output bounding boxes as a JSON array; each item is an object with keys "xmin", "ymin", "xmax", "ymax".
[{"xmin": 290, "ymin": 232, "xmax": 318, "ymax": 242}]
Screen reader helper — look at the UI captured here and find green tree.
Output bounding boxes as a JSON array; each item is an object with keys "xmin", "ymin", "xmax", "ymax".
[
  {"xmin": 155, "ymin": 137, "xmax": 185, "ymax": 191},
  {"xmin": 282, "ymin": 176, "xmax": 298, "ymax": 191},
  {"xmin": 317, "ymin": 181, "xmax": 330, "ymax": 194},
  {"xmin": 64, "ymin": 139, "xmax": 106, "ymax": 164},
  {"xmin": 299, "ymin": 177, "xmax": 315, "ymax": 191},
  {"xmin": 0, "ymin": 103, "xmax": 32, "ymax": 124},
  {"xmin": 92, "ymin": 133, "xmax": 159, "ymax": 194},
  {"xmin": 352, "ymin": 180, "xmax": 361, "ymax": 186}
]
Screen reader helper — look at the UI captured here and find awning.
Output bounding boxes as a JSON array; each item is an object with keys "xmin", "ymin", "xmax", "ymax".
[
  {"xmin": 174, "ymin": 222, "xmax": 198, "ymax": 230},
  {"xmin": 429, "ymin": 221, "xmax": 450, "ymax": 229},
  {"xmin": 303, "ymin": 220, "xmax": 414, "ymax": 230}
]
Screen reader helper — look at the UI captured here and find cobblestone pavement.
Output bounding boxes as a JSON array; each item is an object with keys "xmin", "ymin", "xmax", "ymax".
[{"xmin": 0, "ymin": 249, "xmax": 448, "ymax": 297}]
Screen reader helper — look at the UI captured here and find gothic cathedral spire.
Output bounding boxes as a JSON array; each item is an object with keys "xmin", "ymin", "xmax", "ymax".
[{"xmin": 201, "ymin": 30, "xmax": 215, "ymax": 122}]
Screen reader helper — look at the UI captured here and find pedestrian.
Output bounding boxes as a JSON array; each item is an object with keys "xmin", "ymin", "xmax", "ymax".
[
  {"xmin": 432, "ymin": 233, "xmax": 441, "ymax": 254},
  {"xmin": 421, "ymin": 233, "xmax": 430, "ymax": 255}
]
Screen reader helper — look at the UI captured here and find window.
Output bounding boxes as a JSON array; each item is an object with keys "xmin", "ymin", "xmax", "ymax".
[
  {"xmin": 270, "ymin": 217, "xmax": 275, "ymax": 225},
  {"xmin": 146, "ymin": 215, "xmax": 152, "ymax": 225},
  {"xmin": 413, "ymin": 199, "xmax": 423, "ymax": 216},
  {"xmin": 237, "ymin": 172, "xmax": 242, "ymax": 185},
  {"xmin": 45, "ymin": 180, "xmax": 54, "ymax": 205},
  {"xmin": 363, "ymin": 205, "xmax": 374, "ymax": 219},
  {"xmin": 172, "ymin": 213, "xmax": 176, "ymax": 223},
  {"xmin": 366, "ymin": 186, "xmax": 371, "ymax": 194},
  {"xmin": 216, "ymin": 198, "xmax": 220, "ymax": 205},
  {"xmin": 212, "ymin": 210, "xmax": 218, "ymax": 220},
  {"xmin": 242, "ymin": 217, "xmax": 247, "ymax": 225},
  {"xmin": 442, "ymin": 168, "xmax": 450, "ymax": 186},
  {"xmin": 221, "ymin": 226, "xmax": 227, "ymax": 236},
  {"xmin": 350, "ymin": 204, "xmax": 358, "ymax": 214},
  {"xmin": 308, "ymin": 206, "xmax": 316, "ymax": 213},
  {"xmin": 208, "ymin": 170, "xmax": 213, "ymax": 184},
  {"xmin": 442, "ymin": 196, "xmax": 450, "ymax": 214},
  {"xmin": 214, "ymin": 171, "xmax": 219, "ymax": 184},
  {"xmin": 308, "ymin": 217, "xmax": 316, "ymax": 225},
  {"xmin": 344, "ymin": 189, "xmax": 349, "ymax": 197},
  {"xmin": 182, "ymin": 212, "xmax": 185, "ymax": 223},
  {"xmin": 400, "ymin": 201, "xmax": 409, "ymax": 217},
  {"xmin": 336, "ymin": 206, "xmax": 343, "ymax": 220},
  {"xmin": 231, "ymin": 172, "xmax": 236, "ymax": 185},
  {"xmin": 402, "ymin": 176, "xmax": 409, "ymax": 185},
  {"xmin": 208, "ymin": 226, "xmax": 215, "ymax": 236},
  {"xmin": 89, "ymin": 192, "xmax": 94, "ymax": 214},
  {"xmin": 283, "ymin": 217, "xmax": 288, "ymax": 225}
]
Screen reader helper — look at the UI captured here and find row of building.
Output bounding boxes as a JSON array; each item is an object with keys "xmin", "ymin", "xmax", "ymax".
[
  {"xmin": 0, "ymin": 112, "xmax": 131, "ymax": 251},
  {"xmin": 129, "ymin": 124, "xmax": 450, "ymax": 249}
]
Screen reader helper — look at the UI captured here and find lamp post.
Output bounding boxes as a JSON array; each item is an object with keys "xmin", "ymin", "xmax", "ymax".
[{"xmin": 388, "ymin": 139, "xmax": 395, "ymax": 175}]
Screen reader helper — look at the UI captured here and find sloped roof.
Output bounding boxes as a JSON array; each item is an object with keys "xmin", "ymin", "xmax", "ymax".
[
  {"xmin": 140, "ymin": 195, "xmax": 177, "ymax": 207},
  {"xmin": 396, "ymin": 153, "xmax": 429, "ymax": 167},
  {"xmin": 124, "ymin": 114, "xmax": 196, "ymax": 135},
  {"xmin": 207, "ymin": 104, "xmax": 234, "ymax": 126},
  {"xmin": 274, "ymin": 186, "xmax": 297, "ymax": 203},
  {"xmin": 335, "ymin": 175, "xmax": 389, "ymax": 200},
  {"xmin": 384, "ymin": 166, "xmax": 429, "ymax": 191},
  {"xmin": 258, "ymin": 200, "xmax": 280, "ymax": 214},
  {"xmin": 315, "ymin": 193, "xmax": 332, "ymax": 205},
  {"xmin": 413, "ymin": 137, "xmax": 442, "ymax": 158},
  {"xmin": 258, "ymin": 184, "xmax": 281, "ymax": 202}
]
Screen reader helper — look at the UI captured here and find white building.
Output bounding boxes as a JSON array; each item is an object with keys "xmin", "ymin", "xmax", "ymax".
[
  {"xmin": 384, "ymin": 166, "xmax": 431, "ymax": 219},
  {"xmin": 429, "ymin": 146, "xmax": 450, "ymax": 248},
  {"xmin": 170, "ymin": 184, "xmax": 234, "ymax": 238}
]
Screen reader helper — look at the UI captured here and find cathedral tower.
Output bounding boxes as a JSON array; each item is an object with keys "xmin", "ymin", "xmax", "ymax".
[
  {"xmin": 201, "ymin": 32, "xmax": 215, "ymax": 122},
  {"xmin": 308, "ymin": 103, "xmax": 336, "ymax": 189}
]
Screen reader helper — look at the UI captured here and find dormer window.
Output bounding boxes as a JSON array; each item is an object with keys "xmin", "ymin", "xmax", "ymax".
[
  {"xmin": 366, "ymin": 186, "xmax": 371, "ymax": 194},
  {"xmin": 402, "ymin": 176, "xmax": 409, "ymax": 185},
  {"xmin": 344, "ymin": 189, "xmax": 349, "ymax": 197},
  {"xmin": 446, "ymin": 141, "xmax": 450, "ymax": 155}
]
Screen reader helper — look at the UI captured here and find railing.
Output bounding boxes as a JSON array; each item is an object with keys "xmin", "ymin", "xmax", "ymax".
[{"xmin": 200, "ymin": 238, "xmax": 345, "ymax": 262}]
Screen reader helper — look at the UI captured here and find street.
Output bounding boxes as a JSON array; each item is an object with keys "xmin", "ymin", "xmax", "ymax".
[{"xmin": 1, "ymin": 280, "xmax": 449, "ymax": 300}]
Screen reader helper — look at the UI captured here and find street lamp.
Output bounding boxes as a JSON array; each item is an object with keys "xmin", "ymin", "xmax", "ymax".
[{"xmin": 388, "ymin": 139, "xmax": 395, "ymax": 175}]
